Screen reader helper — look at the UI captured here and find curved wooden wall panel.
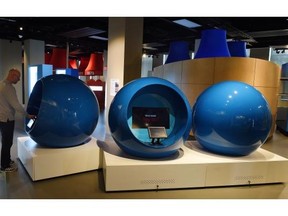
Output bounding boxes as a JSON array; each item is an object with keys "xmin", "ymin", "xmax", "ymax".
[
  {"xmin": 214, "ymin": 57, "xmax": 256, "ymax": 85},
  {"xmin": 153, "ymin": 57, "xmax": 281, "ymax": 137}
]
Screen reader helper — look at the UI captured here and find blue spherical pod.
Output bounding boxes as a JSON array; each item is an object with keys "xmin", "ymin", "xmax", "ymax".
[
  {"xmin": 192, "ymin": 81, "xmax": 272, "ymax": 156},
  {"xmin": 108, "ymin": 77, "xmax": 192, "ymax": 158},
  {"xmin": 25, "ymin": 74, "xmax": 99, "ymax": 148}
]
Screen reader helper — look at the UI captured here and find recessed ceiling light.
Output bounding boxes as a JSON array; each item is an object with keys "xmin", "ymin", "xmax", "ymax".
[
  {"xmin": 143, "ymin": 42, "xmax": 165, "ymax": 47},
  {"xmin": 45, "ymin": 44, "xmax": 57, "ymax": 47},
  {"xmin": 89, "ymin": 35, "xmax": 108, "ymax": 41},
  {"xmin": 173, "ymin": 19, "xmax": 201, "ymax": 28}
]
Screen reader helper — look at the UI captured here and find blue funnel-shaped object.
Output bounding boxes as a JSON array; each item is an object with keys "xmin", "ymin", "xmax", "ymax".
[
  {"xmin": 228, "ymin": 41, "xmax": 247, "ymax": 57},
  {"xmin": 165, "ymin": 41, "xmax": 190, "ymax": 64},
  {"xmin": 281, "ymin": 62, "xmax": 288, "ymax": 77},
  {"xmin": 194, "ymin": 29, "xmax": 231, "ymax": 59}
]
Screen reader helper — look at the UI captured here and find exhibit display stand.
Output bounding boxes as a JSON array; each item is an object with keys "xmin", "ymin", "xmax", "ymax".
[
  {"xmin": 103, "ymin": 76, "xmax": 288, "ymax": 191},
  {"xmin": 103, "ymin": 140, "xmax": 288, "ymax": 191},
  {"xmin": 17, "ymin": 136, "xmax": 101, "ymax": 181},
  {"xmin": 17, "ymin": 135, "xmax": 288, "ymax": 190}
]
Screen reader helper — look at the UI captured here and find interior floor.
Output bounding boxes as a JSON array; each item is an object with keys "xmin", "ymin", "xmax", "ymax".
[{"xmin": 1, "ymin": 111, "xmax": 288, "ymax": 199}]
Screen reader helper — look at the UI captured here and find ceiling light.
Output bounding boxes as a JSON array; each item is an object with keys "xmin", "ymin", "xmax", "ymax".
[
  {"xmin": 143, "ymin": 42, "xmax": 165, "ymax": 47},
  {"xmin": 249, "ymin": 29, "xmax": 288, "ymax": 38},
  {"xmin": 142, "ymin": 42, "xmax": 164, "ymax": 50},
  {"xmin": 0, "ymin": 18, "xmax": 16, "ymax": 22},
  {"xmin": 173, "ymin": 19, "xmax": 201, "ymax": 28},
  {"xmin": 89, "ymin": 35, "xmax": 108, "ymax": 41},
  {"xmin": 45, "ymin": 44, "xmax": 57, "ymax": 47},
  {"xmin": 142, "ymin": 46, "xmax": 158, "ymax": 50}
]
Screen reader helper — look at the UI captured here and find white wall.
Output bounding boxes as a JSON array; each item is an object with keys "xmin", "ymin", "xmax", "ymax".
[
  {"xmin": 249, "ymin": 47, "xmax": 271, "ymax": 61},
  {"xmin": 141, "ymin": 54, "xmax": 153, "ymax": 77},
  {"xmin": 0, "ymin": 39, "xmax": 22, "ymax": 102},
  {"xmin": 23, "ymin": 39, "xmax": 45, "ymax": 104}
]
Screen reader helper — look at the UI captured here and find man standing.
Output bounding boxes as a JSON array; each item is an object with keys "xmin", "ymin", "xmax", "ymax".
[{"xmin": 0, "ymin": 68, "xmax": 35, "ymax": 172}]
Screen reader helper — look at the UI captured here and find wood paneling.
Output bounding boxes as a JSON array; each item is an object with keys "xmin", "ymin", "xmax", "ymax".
[
  {"xmin": 181, "ymin": 84, "xmax": 210, "ymax": 107},
  {"xmin": 182, "ymin": 58, "xmax": 214, "ymax": 84},
  {"xmin": 214, "ymin": 57, "xmax": 256, "ymax": 85},
  {"xmin": 254, "ymin": 59, "xmax": 281, "ymax": 87},
  {"xmin": 152, "ymin": 65, "xmax": 164, "ymax": 78},
  {"xmin": 163, "ymin": 61, "xmax": 182, "ymax": 83},
  {"xmin": 153, "ymin": 57, "xmax": 281, "ymax": 138}
]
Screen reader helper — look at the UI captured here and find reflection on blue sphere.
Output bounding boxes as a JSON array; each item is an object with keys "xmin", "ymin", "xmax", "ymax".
[
  {"xmin": 108, "ymin": 77, "xmax": 192, "ymax": 158},
  {"xmin": 26, "ymin": 74, "xmax": 99, "ymax": 148},
  {"xmin": 192, "ymin": 81, "xmax": 272, "ymax": 156}
]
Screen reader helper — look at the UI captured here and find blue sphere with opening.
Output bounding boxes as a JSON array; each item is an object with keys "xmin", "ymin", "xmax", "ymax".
[
  {"xmin": 25, "ymin": 74, "xmax": 99, "ymax": 148},
  {"xmin": 192, "ymin": 81, "xmax": 272, "ymax": 156},
  {"xmin": 108, "ymin": 77, "xmax": 192, "ymax": 158}
]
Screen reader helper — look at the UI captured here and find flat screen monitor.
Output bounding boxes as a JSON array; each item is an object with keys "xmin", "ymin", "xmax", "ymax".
[
  {"xmin": 27, "ymin": 119, "xmax": 35, "ymax": 128},
  {"xmin": 55, "ymin": 69, "xmax": 66, "ymax": 74},
  {"xmin": 132, "ymin": 107, "xmax": 169, "ymax": 129},
  {"xmin": 148, "ymin": 126, "xmax": 168, "ymax": 139}
]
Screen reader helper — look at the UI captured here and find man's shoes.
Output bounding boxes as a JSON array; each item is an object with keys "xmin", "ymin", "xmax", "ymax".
[
  {"xmin": 1, "ymin": 166, "xmax": 18, "ymax": 172},
  {"xmin": 0, "ymin": 160, "xmax": 18, "ymax": 172}
]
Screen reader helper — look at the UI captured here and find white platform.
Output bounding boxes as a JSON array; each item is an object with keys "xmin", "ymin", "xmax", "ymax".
[
  {"xmin": 17, "ymin": 136, "xmax": 102, "ymax": 181},
  {"xmin": 103, "ymin": 140, "xmax": 288, "ymax": 191}
]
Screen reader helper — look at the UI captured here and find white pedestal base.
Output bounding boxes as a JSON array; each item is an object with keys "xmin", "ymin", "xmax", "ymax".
[
  {"xmin": 17, "ymin": 136, "xmax": 101, "ymax": 181},
  {"xmin": 103, "ymin": 140, "xmax": 288, "ymax": 191}
]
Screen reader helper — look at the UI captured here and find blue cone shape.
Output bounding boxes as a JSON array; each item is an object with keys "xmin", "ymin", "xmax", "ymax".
[
  {"xmin": 165, "ymin": 41, "xmax": 191, "ymax": 64},
  {"xmin": 108, "ymin": 77, "xmax": 192, "ymax": 158},
  {"xmin": 192, "ymin": 81, "xmax": 272, "ymax": 156},
  {"xmin": 227, "ymin": 41, "xmax": 247, "ymax": 57},
  {"xmin": 194, "ymin": 29, "xmax": 231, "ymax": 59},
  {"xmin": 25, "ymin": 74, "xmax": 99, "ymax": 148},
  {"xmin": 281, "ymin": 62, "xmax": 288, "ymax": 77}
]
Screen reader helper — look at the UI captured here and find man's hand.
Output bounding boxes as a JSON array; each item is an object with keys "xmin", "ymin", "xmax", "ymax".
[{"xmin": 27, "ymin": 114, "xmax": 37, "ymax": 119}]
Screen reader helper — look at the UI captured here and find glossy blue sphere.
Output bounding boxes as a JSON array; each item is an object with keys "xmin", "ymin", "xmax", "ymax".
[
  {"xmin": 108, "ymin": 77, "xmax": 192, "ymax": 158},
  {"xmin": 192, "ymin": 81, "xmax": 272, "ymax": 156},
  {"xmin": 25, "ymin": 74, "xmax": 99, "ymax": 148}
]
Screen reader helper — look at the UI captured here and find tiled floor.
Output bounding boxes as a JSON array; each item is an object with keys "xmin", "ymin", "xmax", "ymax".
[{"xmin": 2, "ymin": 112, "xmax": 288, "ymax": 199}]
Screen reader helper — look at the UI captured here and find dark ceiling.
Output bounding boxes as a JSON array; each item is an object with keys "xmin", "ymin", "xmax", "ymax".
[{"xmin": 0, "ymin": 17, "xmax": 288, "ymax": 57}]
